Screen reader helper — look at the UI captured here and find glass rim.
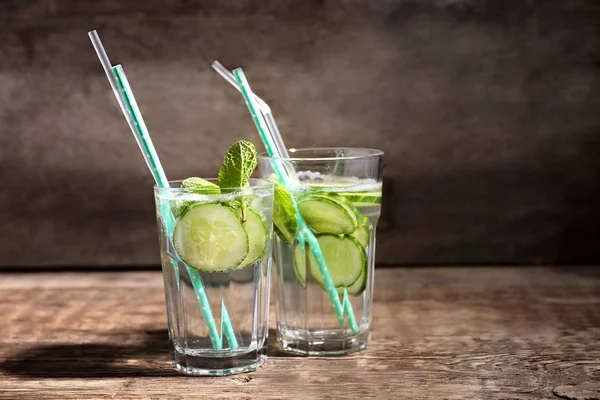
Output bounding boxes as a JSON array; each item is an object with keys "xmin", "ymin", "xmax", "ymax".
[
  {"xmin": 153, "ymin": 178, "xmax": 274, "ymax": 193},
  {"xmin": 258, "ymin": 147, "xmax": 384, "ymax": 162}
]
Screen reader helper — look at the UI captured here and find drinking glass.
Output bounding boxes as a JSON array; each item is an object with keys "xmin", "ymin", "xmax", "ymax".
[
  {"xmin": 259, "ymin": 148, "xmax": 383, "ymax": 355},
  {"xmin": 154, "ymin": 179, "xmax": 274, "ymax": 375}
]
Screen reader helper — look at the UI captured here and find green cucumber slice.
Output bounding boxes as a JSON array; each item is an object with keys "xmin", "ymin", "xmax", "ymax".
[
  {"xmin": 355, "ymin": 209, "xmax": 369, "ymax": 225},
  {"xmin": 308, "ymin": 234, "xmax": 366, "ymax": 289},
  {"xmin": 274, "ymin": 225, "xmax": 294, "ymax": 245},
  {"xmin": 337, "ymin": 191, "xmax": 382, "ymax": 205},
  {"xmin": 306, "ymin": 182, "xmax": 354, "ymax": 190},
  {"xmin": 239, "ymin": 209, "xmax": 269, "ymax": 268},
  {"xmin": 351, "ymin": 202, "xmax": 381, "ymax": 208},
  {"xmin": 337, "ymin": 258, "xmax": 367, "ymax": 296},
  {"xmin": 174, "ymin": 203, "xmax": 249, "ymax": 272},
  {"xmin": 176, "ymin": 200, "xmax": 210, "ymax": 218},
  {"xmin": 298, "ymin": 195, "xmax": 358, "ymax": 234},
  {"xmin": 293, "ymin": 244, "xmax": 307, "ymax": 287},
  {"xmin": 351, "ymin": 224, "xmax": 370, "ymax": 247},
  {"xmin": 350, "ymin": 208, "xmax": 370, "ymax": 246}
]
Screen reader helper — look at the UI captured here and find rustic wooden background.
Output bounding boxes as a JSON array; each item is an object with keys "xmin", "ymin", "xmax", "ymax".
[{"xmin": 1, "ymin": 1, "xmax": 599, "ymax": 266}]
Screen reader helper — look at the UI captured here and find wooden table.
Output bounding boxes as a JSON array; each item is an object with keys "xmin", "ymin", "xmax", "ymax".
[{"xmin": 0, "ymin": 267, "xmax": 598, "ymax": 399}]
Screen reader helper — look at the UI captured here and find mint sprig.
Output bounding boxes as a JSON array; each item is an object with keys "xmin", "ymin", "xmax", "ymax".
[
  {"xmin": 272, "ymin": 183, "xmax": 298, "ymax": 244},
  {"xmin": 217, "ymin": 140, "xmax": 258, "ymax": 221}
]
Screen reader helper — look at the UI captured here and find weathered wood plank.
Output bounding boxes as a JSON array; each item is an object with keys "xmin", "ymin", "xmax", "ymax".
[{"xmin": 0, "ymin": 267, "xmax": 598, "ymax": 399}]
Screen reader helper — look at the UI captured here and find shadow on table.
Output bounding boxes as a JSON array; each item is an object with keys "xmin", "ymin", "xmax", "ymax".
[
  {"xmin": 1, "ymin": 329, "xmax": 303, "ymax": 378},
  {"xmin": 0, "ymin": 329, "xmax": 179, "ymax": 378}
]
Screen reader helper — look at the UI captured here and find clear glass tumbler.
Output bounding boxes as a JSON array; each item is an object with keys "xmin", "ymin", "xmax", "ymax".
[
  {"xmin": 154, "ymin": 179, "xmax": 274, "ymax": 375},
  {"xmin": 259, "ymin": 148, "xmax": 383, "ymax": 355}
]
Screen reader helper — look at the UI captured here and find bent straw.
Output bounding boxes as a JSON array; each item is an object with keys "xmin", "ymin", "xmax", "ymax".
[
  {"xmin": 88, "ymin": 31, "xmax": 238, "ymax": 349},
  {"xmin": 211, "ymin": 61, "xmax": 292, "ymax": 166},
  {"xmin": 233, "ymin": 68, "xmax": 359, "ymax": 333}
]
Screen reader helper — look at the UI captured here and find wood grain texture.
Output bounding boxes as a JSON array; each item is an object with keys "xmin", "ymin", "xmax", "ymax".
[{"xmin": 0, "ymin": 267, "xmax": 598, "ymax": 399}]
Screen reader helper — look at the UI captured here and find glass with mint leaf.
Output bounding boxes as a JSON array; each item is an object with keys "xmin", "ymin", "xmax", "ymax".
[{"xmin": 154, "ymin": 141, "xmax": 274, "ymax": 375}]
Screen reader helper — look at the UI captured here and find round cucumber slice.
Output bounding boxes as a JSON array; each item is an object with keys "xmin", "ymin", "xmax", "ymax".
[
  {"xmin": 352, "ymin": 208, "xmax": 370, "ymax": 247},
  {"xmin": 274, "ymin": 224, "xmax": 295, "ymax": 245},
  {"xmin": 351, "ymin": 201, "xmax": 381, "ymax": 208},
  {"xmin": 351, "ymin": 224, "xmax": 370, "ymax": 247},
  {"xmin": 354, "ymin": 209, "xmax": 369, "ymax": 226},
  {"xmin": 337, "ymin": 259, "xmax": 367, "ymax": 296},
  {"xmin": 308, "ymin": 234, "xmax": 366, "ymax": 289},
  {"xmin": 298, "ymin": 195, "xmax": 358, "ymax": 235},
  {"xmin": 337, "ymin": 191, "xmax": 382, "ymax": 205},
  {"xmin": 239, "ymin": 209, "xmax": 268, "ymax": 268},
  {"xmin": 293, "ymin": 244, "xmax": 307, "ymax": 287},
  {"xmin": 174, "ymin": 204, "xmax": 249, "ymax": 272}
]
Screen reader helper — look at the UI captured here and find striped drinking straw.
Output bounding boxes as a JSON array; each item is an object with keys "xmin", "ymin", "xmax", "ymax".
[
  {"xmin": 232, "ymin": 68, "xmax": 359, "ymax": 333},
  {"xmin": 88, "ymin": 31, "xmax": 238, "ymax": 349}
]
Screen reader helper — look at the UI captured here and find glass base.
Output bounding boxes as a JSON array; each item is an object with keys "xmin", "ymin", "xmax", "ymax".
[
  {"xmin": 278, "ymin": 327, "xmax": 369, "ymax": 356},
  {"xmin": 172, "ymin": 346, "xmax": 267, "ymax": 376}
]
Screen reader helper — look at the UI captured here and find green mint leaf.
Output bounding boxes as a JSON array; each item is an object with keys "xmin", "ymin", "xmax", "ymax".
[
  {"xmin": 218, "ymin": 141, "xmax": 258, "ymax": 190},
  {"xmin": 176, "ymin": 177, "xmax": 221, "ymax": 218},
  {"xmin": 272, "ymin": 183, "xmax": 298, "ymax": 244},
  {"xmin": 218, "ymin": 141, "xmax": 258, "ymax": 221},
  {"xmin": 182, "ymin": 177, "xmax": 220, "ymax": 193}
]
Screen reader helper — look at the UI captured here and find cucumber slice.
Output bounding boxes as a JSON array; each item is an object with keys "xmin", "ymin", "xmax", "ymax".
[
  {"xmin": 174, "ymin": 204, "xmax": 249, "ymax": 272},
  {"xmin": 351, "ymin": 224, "xmax": 370, "ymax": 247},
  {"xmin": 274, "ymin": 225, "xmax": 295, "ymax": 245},
  {"xmin": 239, "ymin": 209, "xmax": 269, "ymax": 268},
  {"xmin": 176, "ymin": 200, "xmax": 210, "ymax": 218},
  {"xmin": 337, "ymin": 258, "xmax": 367, "ymax": 296},
  {"xmin": 351, "ymin": 202, "xmax": 381, "ymax": 209},
  {"xmin": 337, "ymin": 191, "xmax": 382, "ymax": 205},
  {"xmin": 308, "ymin": 234, "xmax": 366, "ymax": 289},
  {"xmin": 293, "ymin": 244, "xmax": 307, "ymax": 287},
  {"xmin": 307, "ymin": 182, "xmax": 355, "ymax": 192},
  {"xmin": 298, "ymin": 194, "xmax": 358, "ymax": 235}
]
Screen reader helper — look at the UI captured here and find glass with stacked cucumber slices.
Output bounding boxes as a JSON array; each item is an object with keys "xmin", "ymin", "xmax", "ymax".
[
  {"xmin": 154, "ymin": 141, "xmax": 274, "ymax": 375},
  {"xmin": 259, "ymin": 148, "xmax": 383, "ymax": 355}
]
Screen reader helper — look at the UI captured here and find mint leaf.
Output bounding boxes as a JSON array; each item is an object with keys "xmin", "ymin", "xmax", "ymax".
[
  {"xmin": 182, "ymin": 177, "xmax": 220, "ymax": 193},
  {"xmin": 272, "ymin": 183, "xmax": 298, "ymax": 244},
  {"xmin": 218, "ymin": 141, "xmax": 258, "ymax": 221},
  {"xmin": 218, "ymin": 141, "xmax": 258, "ymax": 189},
  {"xmin": 176, "ymin": 177, "xmax": 221, "ymax": 217}
]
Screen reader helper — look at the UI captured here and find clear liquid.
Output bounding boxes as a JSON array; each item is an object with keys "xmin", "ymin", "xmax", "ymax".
[
  {"xmin": 167, "ymin": 261, "xmax": 269, "ymax": 353},
  {"xmin": 273, "ymin": 185, "xmax": 382, "ymax": 355},
  {"xmin": 156, "ymin": 190, "xmax": 272, "ymax": 375}
]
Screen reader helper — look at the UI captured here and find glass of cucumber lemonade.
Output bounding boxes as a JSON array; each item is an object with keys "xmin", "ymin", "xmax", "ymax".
[
  {"xmin": 154, "ymin": 141, "xmax": 274, "ymax": 375},
  {"xmin": 259, "ymin": 148, "xmax": 383, "ymax": 355}
]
